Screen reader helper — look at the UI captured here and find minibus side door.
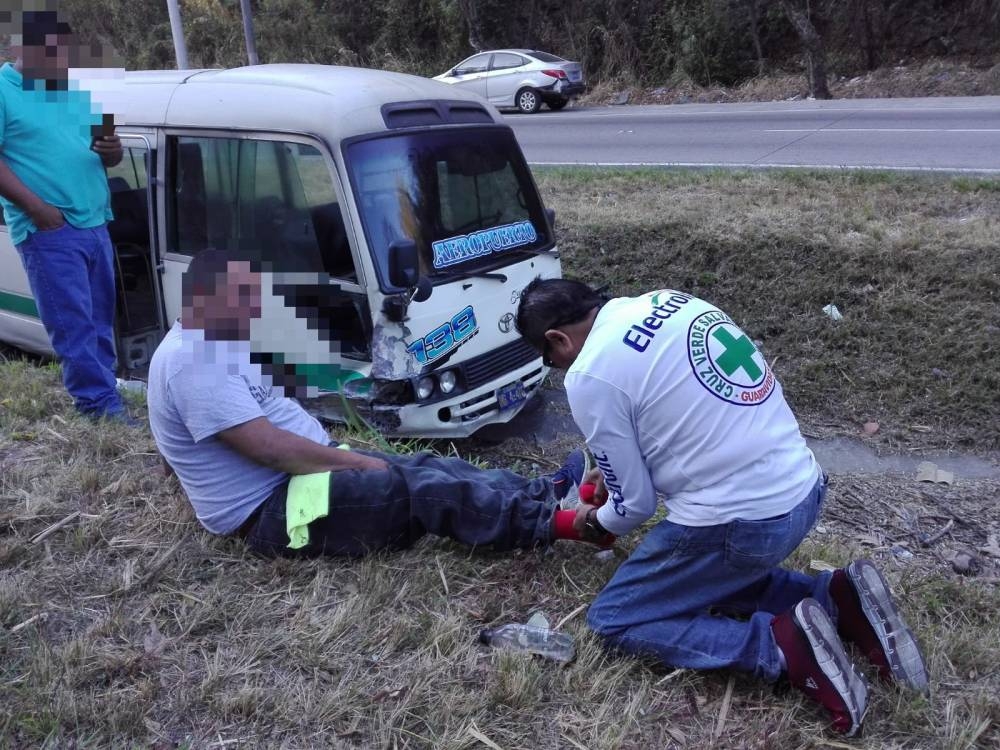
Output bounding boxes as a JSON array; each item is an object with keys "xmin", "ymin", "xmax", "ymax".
[{"xmin": 105, "ymin": 133, "xmax": 167, "ymax": 370}]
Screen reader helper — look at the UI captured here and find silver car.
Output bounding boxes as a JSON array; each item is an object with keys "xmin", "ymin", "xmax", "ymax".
[{"xmin": 433, "ymin": 49, "xmax": 586, "ymax": 114}]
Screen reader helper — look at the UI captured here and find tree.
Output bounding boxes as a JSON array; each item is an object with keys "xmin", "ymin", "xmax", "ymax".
[
  {"xmin": 746, "ymin": 0, "xmax": 766, "ymax": 75},
  {"xmin": 778, "ymin": 0, "xmax": 831, "ymax": 98}
]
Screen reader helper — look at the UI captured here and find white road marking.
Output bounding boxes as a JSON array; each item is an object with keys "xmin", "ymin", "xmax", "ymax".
[
  {"xmin": 505, "ymin": 102, "xmax": 1000, "ymax": 122},
  {"xmin": 528, "ymin": 160, "xmax": 1000, "ymax": 174},
  {"xmin": 765, "ymin": 128, "xmax": 1000, "ymax": 133}
]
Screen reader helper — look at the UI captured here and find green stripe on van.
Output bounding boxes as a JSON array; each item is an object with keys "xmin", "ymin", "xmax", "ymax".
[
  {"xmin": 294, "ymin": 363, "xmax": 368, "ymax": 394},
  {"xmin": 0, "ymin": 290, "xmax": 39, "ymax": 318}
]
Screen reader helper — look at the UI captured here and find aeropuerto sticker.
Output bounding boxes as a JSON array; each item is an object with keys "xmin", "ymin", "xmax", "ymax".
[
  {"xmin": 686, "ymin": 310, "xmax": 775, "ymax": 406},
  {"xmin": 431, "ymin": 220, "xmax": 537, "ymax": 269}
]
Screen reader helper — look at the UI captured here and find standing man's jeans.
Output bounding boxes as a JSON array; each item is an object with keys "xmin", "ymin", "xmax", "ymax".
[
  {"xmin": 16, "ymin": 224, "xmax": 124, "ymax": 418},
  {"xmin": 587, "ymin": 474, "xmax": 830, "ymax": 682},
  {"xmin": 245, "ymin": 451, "xmax": 558, "ymax": 557}
]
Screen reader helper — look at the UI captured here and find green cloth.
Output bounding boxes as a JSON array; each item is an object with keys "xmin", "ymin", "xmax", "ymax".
[{"xmin": 285, "ymin": 444, "xmax": 351, "ymax": 549}]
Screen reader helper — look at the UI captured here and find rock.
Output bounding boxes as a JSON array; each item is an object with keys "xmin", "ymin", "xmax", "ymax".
[
  {"xmin": 612, "ymin": 91, "xmax": 631, "ymax": 106},
  {"xmin": 651, "ymin": 87, "xmax": 668, "ymax": 96},
  {"xmin": 891, "ymin": 545, "xmax": 914, "ymax": 562},
  {"xmin": 862, "ymin": 421, "xmax": 880, "ymax": 436},
  {"xmin": 946, "ymin": 549, "xmax": 981, "ymax": 576}
]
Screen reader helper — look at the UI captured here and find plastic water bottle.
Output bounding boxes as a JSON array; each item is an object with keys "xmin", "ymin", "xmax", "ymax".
[{"xmin": 479, "ymin": 623, "xmax": 576, "ymax": 663}]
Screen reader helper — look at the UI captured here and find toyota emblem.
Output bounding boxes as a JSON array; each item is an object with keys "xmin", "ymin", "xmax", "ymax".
[{"xmin": 498, "ymin": 312, "xmax": 515, "ymax": 334}]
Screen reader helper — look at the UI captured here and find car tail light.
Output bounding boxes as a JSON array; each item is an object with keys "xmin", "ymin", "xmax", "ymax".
[{"xmin": 541, "ymin": 69, "xmax": 568, "ymax": 79}]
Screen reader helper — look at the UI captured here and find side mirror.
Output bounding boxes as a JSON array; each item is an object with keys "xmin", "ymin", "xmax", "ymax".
[
  {"xmin": 545, "ymin": 207, "xmax": 556, "ymax": 230},
  {"xmin": 383, "ymin": 240, "xmax": 433, "ymax": 322},
  {"xmin": 387, "ymin": 239, "xmax": 420, "ymax": 290}
]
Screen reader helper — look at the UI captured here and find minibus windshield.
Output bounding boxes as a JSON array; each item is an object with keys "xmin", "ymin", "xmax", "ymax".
[{"xmin": 344, "ymin": 127, "xmax": 553, "ymax": 289}]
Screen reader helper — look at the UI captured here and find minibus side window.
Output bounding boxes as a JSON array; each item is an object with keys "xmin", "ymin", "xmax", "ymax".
[
  {"xmin": 106, "ymin": 146, "xmax": 148, "ymax": 191},
  {"xmin": 106, "ymin": 147, "xmax": 151, "ymax": 248},
  {"xmin": 166, "ymin": 136, "xmax": 356, "ymax": 283}
]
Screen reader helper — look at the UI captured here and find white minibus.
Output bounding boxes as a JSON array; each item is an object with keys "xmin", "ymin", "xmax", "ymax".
[{"xmin": 0, "ymin": 64, "xmax": 560, "ymax": 436}]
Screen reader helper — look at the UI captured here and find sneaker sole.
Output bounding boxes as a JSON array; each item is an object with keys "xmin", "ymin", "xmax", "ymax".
[
  {"xmin": 795, "ymin": 598, "xmax": 869, "ymax": 737},
  {"xmin": 847, "ymin": 559, "xmax": 930, "ymax": 694}
]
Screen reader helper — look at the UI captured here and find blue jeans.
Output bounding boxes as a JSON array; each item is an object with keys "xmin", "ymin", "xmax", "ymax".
[
  {"xmin": 587, "ymin": 475, "xmax": 830, "ymax": 681},
  {"xmin": 245, "ymin": 451, "xmax": 557, "ymax": 557},
  {"xmin": 16, "ymin": 224, "xmax": 124, "ymax": 418}
]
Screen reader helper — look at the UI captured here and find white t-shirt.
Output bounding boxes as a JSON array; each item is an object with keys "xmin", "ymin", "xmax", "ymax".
[
  {"xmin": 147, "ymin": 322, "xmax": 331, "ymax": 534},
  {"xmin": 565, "ymin": 291, "xmax": 819, "ymax": 536}
]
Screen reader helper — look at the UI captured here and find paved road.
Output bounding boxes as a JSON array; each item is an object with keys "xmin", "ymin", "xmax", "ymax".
[{"xmin": 504, "ymin": 96, "xmax": 1000, "ymax": 172}]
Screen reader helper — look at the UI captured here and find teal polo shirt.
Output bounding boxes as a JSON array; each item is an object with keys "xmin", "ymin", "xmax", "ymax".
[{"xmin": 0, "ymin": 63, "xmax": 112, "ymax": 246}]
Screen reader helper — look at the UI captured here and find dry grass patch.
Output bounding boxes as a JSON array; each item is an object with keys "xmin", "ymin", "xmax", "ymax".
[
  {"xmin": 2, "ymin": 363, "xmax": 999, "ymax": 748},
  {"xmin": 538, "ymin": 169, "xmax": 1000, "ymax": 450},
  {"xmin": 581, "ymin": 58, "xmax": 1000, "ymax": 106}
]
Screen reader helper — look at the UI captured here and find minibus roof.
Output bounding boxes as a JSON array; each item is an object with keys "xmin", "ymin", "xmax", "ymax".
[{"xmin": 84, "ymin": 64, "xmax": 503, "ymax": 140}]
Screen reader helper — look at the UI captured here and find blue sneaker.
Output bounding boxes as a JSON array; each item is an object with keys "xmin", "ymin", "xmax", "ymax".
[{"xmin": 549, "ymin": 449, "xmax": 588, "ymax": 503}]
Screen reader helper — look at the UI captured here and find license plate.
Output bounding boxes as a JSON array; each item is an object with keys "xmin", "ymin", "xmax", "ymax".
[
  {"xmin": 569, "ymin": 71, "xmax": 581, "ymax": 82},
  {"xmin": 497, "ymin": 381, "xmax": 527, "ymax": 412}
]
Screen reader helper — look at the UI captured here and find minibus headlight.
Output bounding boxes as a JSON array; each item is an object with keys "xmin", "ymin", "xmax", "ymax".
[
  {"xmin": 438, "ymin": 370, "xmax": 457, "ymax": 394},
  {"xmin": 416, "ymin": 376, "xmax": 436, "ymax": 400}
]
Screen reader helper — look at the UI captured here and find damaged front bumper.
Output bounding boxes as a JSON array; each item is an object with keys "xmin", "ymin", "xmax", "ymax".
[{"xmin": 309, "ymin": 356, "xmax": 547, "ymax": 438}]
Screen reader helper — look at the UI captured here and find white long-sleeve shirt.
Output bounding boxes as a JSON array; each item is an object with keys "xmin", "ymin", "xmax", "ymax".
[{"xmin": 565, "ymin": 290, "xmax": 819, "ymax": 536}]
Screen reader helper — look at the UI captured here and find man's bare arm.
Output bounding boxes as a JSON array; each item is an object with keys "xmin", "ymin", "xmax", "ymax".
[
  {"xmin": 217, "ymin": 417, "xmax": 388, "ymax": 475},
  {"xmin": 0, "ymin": 158, "xmax": 64, "ymax": 229}
]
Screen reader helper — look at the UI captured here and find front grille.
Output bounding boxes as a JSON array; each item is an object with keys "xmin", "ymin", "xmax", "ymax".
[{"xmin": 462, "ymin": 338, "xmax": 540, "ymax": 391}]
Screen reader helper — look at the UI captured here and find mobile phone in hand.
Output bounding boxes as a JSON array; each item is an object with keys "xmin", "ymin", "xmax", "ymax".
[{"xmin": 90, "ymin": 113, "xmax": 116, "ymax": 144}]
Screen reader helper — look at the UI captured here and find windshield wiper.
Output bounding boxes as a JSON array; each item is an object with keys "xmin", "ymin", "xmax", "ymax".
[{"xmin": 452, "ymin": 270, "xmax": 508, "ymax": 283}]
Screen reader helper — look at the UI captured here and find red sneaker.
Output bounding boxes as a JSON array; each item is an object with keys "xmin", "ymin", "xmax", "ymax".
[
  {"xmin": 831, "ymin": 559, "xmax": 929, "ymax": 694},
  {"xmin": 772, "ymin": 598, "xmax": 869, "ymax": 737}
]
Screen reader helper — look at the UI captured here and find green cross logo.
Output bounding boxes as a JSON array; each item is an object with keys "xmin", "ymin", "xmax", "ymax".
[
  {"xmin": 712, "ymin": 328, "xmax": 763, "ymax": 381},
  {"xmin": 688, "ymin": 310, "xmax": 775, "ymax": 406}
]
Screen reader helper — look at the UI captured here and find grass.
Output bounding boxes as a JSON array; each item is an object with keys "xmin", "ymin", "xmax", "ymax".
[
  {"xmin": 1, "ymin": 362, "xmax": 999, "ymax": 748},
  {"xmin": 2, "ymin": 169, "xmax": 1000, "ymax": 747},
  {"xmin": 538, "ymin": 168, "xmax": 1000, "ymax": 450}
]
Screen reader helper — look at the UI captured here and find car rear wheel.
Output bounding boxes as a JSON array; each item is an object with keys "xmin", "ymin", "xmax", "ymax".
[
  {"xmin": 516, "ymin": 88, "xmax": 541, "ymax": 114},
  {"xmin": 546, "ymin": 97, "xmax": 569, "ymax": 111}
]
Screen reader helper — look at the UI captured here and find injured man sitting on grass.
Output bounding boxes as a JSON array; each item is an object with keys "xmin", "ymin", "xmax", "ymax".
[{"xmin": 147, "ymin": 250, "xmax": 603, "ymax": 559}]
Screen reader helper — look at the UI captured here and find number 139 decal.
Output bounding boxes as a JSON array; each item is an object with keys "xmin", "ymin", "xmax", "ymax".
[{"xmin": 407, "ymin": 306, "xmax": 479, "ymax": 365}]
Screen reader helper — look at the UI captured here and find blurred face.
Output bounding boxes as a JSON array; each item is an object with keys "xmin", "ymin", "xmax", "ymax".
[
  {"xmin": 191, "ymin": 262, "xmax": 263, "ymax": 340},
  {"xmin": 18, "ymin": 32, "xmax": 75, "ymax": 80}
]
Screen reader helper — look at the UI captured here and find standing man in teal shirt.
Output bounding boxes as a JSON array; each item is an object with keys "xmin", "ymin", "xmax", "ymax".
[{"xmin": 0, "ymin": 9, "xmax": 128, "ymax": 421}]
